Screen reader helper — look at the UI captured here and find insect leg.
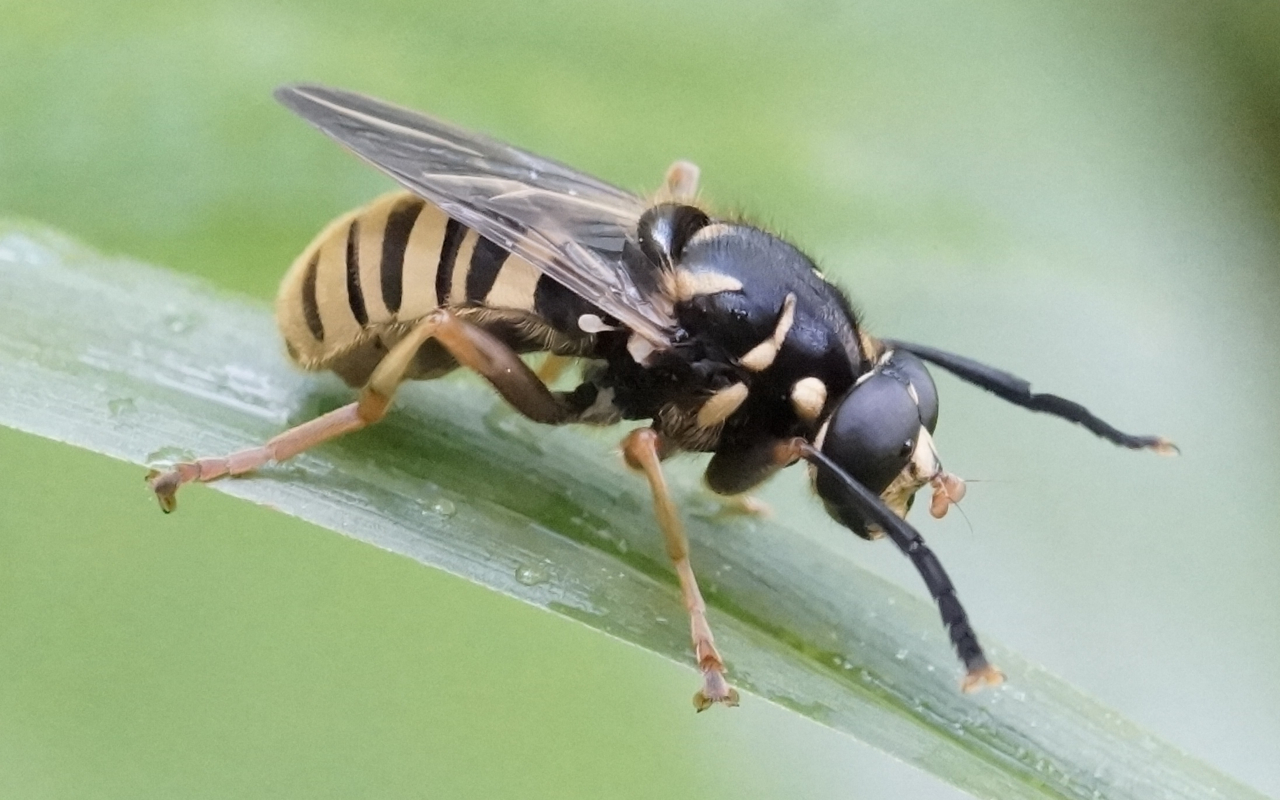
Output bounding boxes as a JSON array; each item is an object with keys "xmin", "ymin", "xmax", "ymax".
[
  {"xmin": 703, "ymin": 438, "xmax": 796, "ymax": 519},
  {"xmin": 146, "ymin": 314, "xmax": 449, "ymax": 512},
  {"xmin": 704, "ymin": 438, "xmax": 791, "ymax": 497},
  {"xmin": 149, "ymin": 310, "xmax": 574, "ymax": 512},
  {"xmin": 711, "ymin": 494, "xmax": 772, "ymax": 518},
  {"xmin": 622, "ymin": 427, "xmax": 740, "ymax": 711},
  {"xmin": 886, "ymin": 340, "xmax": 1177, "ymax": 454},
  {"xmin": 661, "ymin": 160, "xmax": 700, "ymax": 202},
  {"xmin": 790, "ymin": 439, "xmax": 1004, "ymax": 692},
  {"xmin": 423, "ymin": 312, "xmax": 575, "ymax": 425},
  {"xmin": 534, "ymin": 353, "xmax": 575, "ymax": 386}
]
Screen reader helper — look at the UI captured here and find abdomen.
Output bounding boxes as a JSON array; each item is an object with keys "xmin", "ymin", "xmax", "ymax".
[{"xmin": 277, "ymin": 191, "xmax": 583, "ymax": 383}]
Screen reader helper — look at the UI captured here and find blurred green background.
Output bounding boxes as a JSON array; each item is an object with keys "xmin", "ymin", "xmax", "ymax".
[{"xmin": 2, "ymin": 1, "xmax": 1279, "ymax": 798}]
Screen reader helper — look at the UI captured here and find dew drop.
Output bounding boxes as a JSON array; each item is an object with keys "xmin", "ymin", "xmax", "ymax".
[
  {"xmin": 162, "ymin": 311, "xmax": 200, "ymax": 335},
  {"xmin": 515, "ymin": 563, "xmax": 551, "ymax": 586},
  {"xmin": 145, "ymin": 446, "xmax": 195, "ymax": 467},
  {"xmin": 428, "ymin": 498, "xmax": 457, "ymax": 517},
  {"xmin": 107, "ymin": 397, "xmax": 137, "ymax": 418},
  {"xmin": 482, "ymin": 407, "xmax": 544, "ymax": 453},
  {"xmin": 615, "ymin": 538, "xmax": 629, "ymax": 555},
  {"xmin": 895, "ymin": 648, "xmax": 909, "ymax": 660}
]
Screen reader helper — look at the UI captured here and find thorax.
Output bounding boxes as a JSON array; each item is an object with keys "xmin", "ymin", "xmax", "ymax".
[{"xmin": 594, "ymin": 223, "xmax": 869, "ymax": 453}]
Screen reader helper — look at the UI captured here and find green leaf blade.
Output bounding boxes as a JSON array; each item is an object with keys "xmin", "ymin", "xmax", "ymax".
[{"xmin": 0, "ymin": 221, "xmax": 1263, "ymax": 800}]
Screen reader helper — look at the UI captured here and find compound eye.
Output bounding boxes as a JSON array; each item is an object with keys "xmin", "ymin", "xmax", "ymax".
[
  {"xmin": 887, "ymin": 350, "xmax": 939, "ymax": 432},
  {"xmin": 813, "ymin": 350, "xmax": 940, "ymax": 539},
  {"xmin": 819, "ymin": 372, "xmax": 920, "ymax": 495}
]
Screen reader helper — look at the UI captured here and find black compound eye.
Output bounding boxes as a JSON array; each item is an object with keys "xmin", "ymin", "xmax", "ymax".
[
  {"xmin": 886, "ymin": 350, "xmax": 939, "ymax": 432},
  {"xmin": 820, "ymin": 372, "xmax": 920, "ymax": 495},
  {"xmin": 813, "ymin": 350, "xmax": 941, "ymax": 538}
]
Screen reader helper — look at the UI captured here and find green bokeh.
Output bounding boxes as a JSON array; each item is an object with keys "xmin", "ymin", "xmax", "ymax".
[{"xmin": 3, "ymin": 1, "xmax": 1279, "ymax": 798}]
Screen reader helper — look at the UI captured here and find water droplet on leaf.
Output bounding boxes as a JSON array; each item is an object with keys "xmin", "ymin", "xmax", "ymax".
[
  {"xmin": 107, "ymin": 397, "xmax": 137, "ymax": 417},
  {"xmin": 428, "ymin": 498, "xmax": 456, "ymax": 517},
  {"xmin": 162, "ymin": 311, "xmax": 200, "ymax": 335},
  {"xmin": 515, "ymin": 563, "xmax": 551, "ymax": 586},
  {"xmin": 146, "ymin": 446, "xmax": 195, "ymax": 467}
]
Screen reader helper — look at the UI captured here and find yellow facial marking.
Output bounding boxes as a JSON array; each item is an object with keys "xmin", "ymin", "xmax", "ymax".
[{"xmin": 879, "ymin": 426, "xmax": 941, "ymax": 520}]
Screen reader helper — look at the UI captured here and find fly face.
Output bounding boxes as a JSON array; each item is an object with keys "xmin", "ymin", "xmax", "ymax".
[{"xmin": 814, "ymin": 348, "xmax": 956, "ymax": 538}]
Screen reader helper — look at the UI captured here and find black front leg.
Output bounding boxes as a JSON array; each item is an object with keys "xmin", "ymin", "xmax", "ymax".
[{"xmin": 793, "ymin": 440, "xmax": 1004, "ymax": 692}]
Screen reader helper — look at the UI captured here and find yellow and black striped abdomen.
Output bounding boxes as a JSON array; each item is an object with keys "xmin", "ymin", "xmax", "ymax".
[{"xmin": 277, "ymin": 190, "xmax": 552, "ymax": 375}]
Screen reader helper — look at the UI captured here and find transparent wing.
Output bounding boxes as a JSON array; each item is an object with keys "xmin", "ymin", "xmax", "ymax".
[{"xmin": 275, "ymin": 83, "xmax": 675, "ymax": 347}]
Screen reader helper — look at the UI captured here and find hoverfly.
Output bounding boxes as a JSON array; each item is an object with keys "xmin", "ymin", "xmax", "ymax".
[{"xmin": 148, "ymin": 84, "xmax": 1175, "ymax": 710}]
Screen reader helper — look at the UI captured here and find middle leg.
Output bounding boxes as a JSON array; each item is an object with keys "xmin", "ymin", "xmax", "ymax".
[{"xmin": 622, "ymin": 427, "xmax": 739, "ymax": 711}]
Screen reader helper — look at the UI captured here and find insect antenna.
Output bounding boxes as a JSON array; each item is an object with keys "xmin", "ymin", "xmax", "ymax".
[{"xmin": 887, "ymin": 340, "xmax": 1177, "ymax": 455}]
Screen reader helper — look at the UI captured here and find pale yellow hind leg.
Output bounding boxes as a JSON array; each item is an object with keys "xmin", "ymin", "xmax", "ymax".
[{"xmin": 149, "ymin": 309, "xmax": 573, "ymax": 511}]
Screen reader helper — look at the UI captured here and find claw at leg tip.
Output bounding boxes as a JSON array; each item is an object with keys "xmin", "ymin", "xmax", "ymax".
[
  {"xmin": 147, "ymin": 469, "xmax": 179, "ymax": 514},
  {"xmin": 961, "ymin": 663, "xmax": 1005, "ymax": 693},
  {"xmin": 693, "ymin": 672, "xmax": 741, "ymax": 711}
]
